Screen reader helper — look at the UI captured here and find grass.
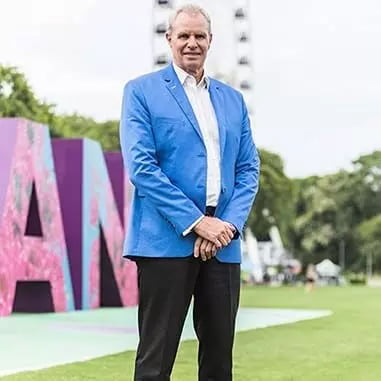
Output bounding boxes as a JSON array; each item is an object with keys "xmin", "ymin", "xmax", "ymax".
[{"xmin": 3, "ymin": 286, "xmax": 381, "ymax": 380}]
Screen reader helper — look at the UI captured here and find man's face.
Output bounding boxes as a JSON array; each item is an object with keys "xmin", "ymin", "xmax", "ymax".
[{"xmin": 166, "ymin": 12, "xmax": 212, "ymax": 74}]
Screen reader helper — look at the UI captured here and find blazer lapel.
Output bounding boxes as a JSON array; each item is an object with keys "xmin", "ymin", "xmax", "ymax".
[
  {"xmin": 162, "ymin": 65, "xmax": 204, "ymax": 142},
  {"xmin": 209, "ymin": 80, "xmax": 227, "ymax": 159}
]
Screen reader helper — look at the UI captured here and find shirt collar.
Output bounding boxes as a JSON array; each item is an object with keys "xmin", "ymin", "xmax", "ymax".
[{"xmin": 172, "ymin": 62, "xmax": 210, "ymax": 90}]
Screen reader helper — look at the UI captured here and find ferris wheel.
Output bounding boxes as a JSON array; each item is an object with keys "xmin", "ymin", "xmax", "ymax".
[
  {"xmin": 152, "ymin": 0, "xmax": 175, "ymax": 71},
  {"xmin": 233, "ymin": 0, "xmax": 254, "ymax": 113}
]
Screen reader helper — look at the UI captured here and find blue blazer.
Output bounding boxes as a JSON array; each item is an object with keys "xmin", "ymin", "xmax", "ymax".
[{"xmin": 120, "ymin": 64, "xmax": 260, "ymax": 263}]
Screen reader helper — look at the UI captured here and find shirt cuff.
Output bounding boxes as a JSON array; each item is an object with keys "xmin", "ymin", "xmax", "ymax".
[{"xmin": 182, "ymin": 215, "xmax": 204, "ymax": 236}]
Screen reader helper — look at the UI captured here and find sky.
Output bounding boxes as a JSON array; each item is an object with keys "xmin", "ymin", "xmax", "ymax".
[{"xmin": 1, "ymin": 0, "xmax": 380, "ymax": 178}]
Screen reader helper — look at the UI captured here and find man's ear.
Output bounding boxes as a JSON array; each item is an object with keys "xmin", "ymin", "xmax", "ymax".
[{"xmin": 166, "ymin": 32, "xmax": 171, "ymax": 44}]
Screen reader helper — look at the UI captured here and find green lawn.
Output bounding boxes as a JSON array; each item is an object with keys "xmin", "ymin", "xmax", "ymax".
[{"xmin": 3, "ymin": 286, "xmax": 381, "ymax": 380}]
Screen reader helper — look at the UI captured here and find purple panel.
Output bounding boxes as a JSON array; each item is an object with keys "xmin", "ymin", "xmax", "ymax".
[
  {"xmin": 0, "ymin": 118, "xmax": 18, "ymax": 222},
  {"xmin": 104, "ymin": 152, "xmax": 124, "ymax": 228},
  {"xmin": 52, "ymin": 139, "xmax": 83, "ymax": 310}
]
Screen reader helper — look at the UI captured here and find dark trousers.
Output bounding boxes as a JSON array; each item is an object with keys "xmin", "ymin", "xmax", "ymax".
[{"xmin": 133, "ymin": 256, "xmax": 240, "ymax": 381}]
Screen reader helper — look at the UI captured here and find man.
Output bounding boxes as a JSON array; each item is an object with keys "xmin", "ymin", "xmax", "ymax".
[{"xmin": 120, "ymin": 4, "xmax": 260, "ymax": 380}]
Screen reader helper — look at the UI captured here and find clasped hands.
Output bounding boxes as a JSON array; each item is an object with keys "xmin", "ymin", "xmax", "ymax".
[{"xmin": 193, "ymin": 216, "xmax": 236, "ymax": 261}]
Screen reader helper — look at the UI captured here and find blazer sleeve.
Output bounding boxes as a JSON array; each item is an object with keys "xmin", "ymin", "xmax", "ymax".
[
  {"xmin": 219, "ymin": 94, "xmax": 260, "ymax": 238},
  {"xmin": 119, "ymin": 80, "xmax": 204, "ymax": 235}
]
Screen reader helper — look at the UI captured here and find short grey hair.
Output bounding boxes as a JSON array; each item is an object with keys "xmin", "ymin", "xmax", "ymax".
[{"xmin": 167, "ymin": 4, "xmax": 212, "ymax": 35}]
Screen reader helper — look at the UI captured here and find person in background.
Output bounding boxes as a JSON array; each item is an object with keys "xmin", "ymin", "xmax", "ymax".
[{"xmin": 305, "ymin": 263, "xmax": 318, "ymax": 293}]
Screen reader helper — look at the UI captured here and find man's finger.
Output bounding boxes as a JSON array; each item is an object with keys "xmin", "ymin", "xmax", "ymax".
[
  {"xmin": 223, "ymin": 230, "xmax": 234, "ymax": 244},
  {"xmin": 225, "ymin": 234, "xmax": 232, "ymax": 246},
  {"xmin": 200, "ymin": 239, "xmax": 208, "ymax": 261},
  {"xmin": 205, "ymin": 241, "xmax": 214, "ymax": 260},
  {"xmin": 194, "ymin": 237, "xmax": 202, "ymax": 258},
  {"xmin": 226, "ymin": 226, "xmax": 234, "ymax": 239},
  {"xmin": 218, "ymin": 234, "xmax": 229, "ymax": 247},
  {"xmin": 212, "ymin": 238, "xmax": 222, "ymax": 249}
]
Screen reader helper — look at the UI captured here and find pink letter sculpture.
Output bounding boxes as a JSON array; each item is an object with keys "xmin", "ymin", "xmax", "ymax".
[{"xmin": 0, "ymin": 118, "xmax": 74, "ymax": 316}]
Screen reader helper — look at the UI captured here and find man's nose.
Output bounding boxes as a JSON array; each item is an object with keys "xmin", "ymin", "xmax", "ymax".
[{"xmin": 187, "ymin": 36, "xmax": 197, "ymax": 49}]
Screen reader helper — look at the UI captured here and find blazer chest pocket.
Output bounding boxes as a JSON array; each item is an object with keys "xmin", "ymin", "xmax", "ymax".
[{"xmin": 153, "ymin": 117, "xmax": 184, "ymax": 151}]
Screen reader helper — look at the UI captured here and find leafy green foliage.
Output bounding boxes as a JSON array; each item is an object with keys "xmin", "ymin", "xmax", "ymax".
[
  {"xmin": 0, "ymin": 65, "xmax": 56, "ymax": 132},
  {"xmin": 0, "ymin": 64, "xmax": 120, "ymax": 149},
  {"xmin": 248, "ymin": 149, "xmax": 294, "ymax": 246},
  {"xmin": 290, "ymin": 151, "xmax": 381, "ymax": 270},
  {"xmin": 356, "ymin": 214, "xmax": 381, "ymax": 269},
  {"xmin": 53, "ymin": 114, "xmax": 120, "ymax": 151}
]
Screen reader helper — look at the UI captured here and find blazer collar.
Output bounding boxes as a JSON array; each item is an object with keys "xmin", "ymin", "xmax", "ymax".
[
  {"xmin": 162, "ymin": 64, "xmax": 204, "ymax": 142},
  {"xmin": 172, "ymin": 62, "xmax": 210, "ymax": 90},
  {"xmin": 208, "ymin": 78, "xmax": 227, "ymax": 159},
  {"xmin": 161, "ymin": 64, "xmax": 227, "ymax": 156}
]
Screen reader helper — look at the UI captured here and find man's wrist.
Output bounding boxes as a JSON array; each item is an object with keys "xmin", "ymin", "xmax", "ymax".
[{"xmin": 182, "ymin": 215, "xmax": 204, "ymax": 236}]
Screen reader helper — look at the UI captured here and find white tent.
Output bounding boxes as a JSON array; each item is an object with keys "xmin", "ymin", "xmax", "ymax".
[
  {"xmin": 316, "ymin": 259, "xmax": 340, "ymax": 277},
  {"xmin": 241, "ymin": 229, "xmax": 264, "ymax": 283},
  {"xmin": 269, "ymin": 226, "xmax": 284, "ymax": 250}
]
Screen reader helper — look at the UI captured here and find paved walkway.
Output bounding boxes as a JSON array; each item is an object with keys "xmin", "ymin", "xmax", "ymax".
[{"xmin": 0, "ymin": 307, "xmax": 331, "ymax": 377}]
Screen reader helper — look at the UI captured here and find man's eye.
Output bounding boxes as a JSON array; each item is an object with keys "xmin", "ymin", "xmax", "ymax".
[
  {"xmin": 179, "ymin": 34, "xmax": 188, "ymax": 39},
  {"xmin": 196, "ymin": 35, "xmax": 206, "ymax": 39}
]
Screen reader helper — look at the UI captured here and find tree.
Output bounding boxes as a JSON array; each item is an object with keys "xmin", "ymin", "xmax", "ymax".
[
  {"xmin": 0, "ymin": 65, "xmax": 120, "ymax": 149},
  {"xmin": 291, "ymin": 174, "xmax": 338, "ymax": 264},
  {"xmin": 350, "ymin": 151, "xmax": 381, "ymax": 221},
  {"xmin": 356, "ymin": 215, "xmax": 381, "ymax": 272},
  {"xmin": 0, "ymin": 65, "xmax": 56, "ymax": 132},
  {"xmin": 290, "ymin": 151, "xmax": 381, "ymax": 270},
  {"xmin": 52, "ymin": 114, "xmax": 120, "ymax": 151},
  {"xmin": 247, "ymin": 149, "xmax": 295, "ymax": 247}
]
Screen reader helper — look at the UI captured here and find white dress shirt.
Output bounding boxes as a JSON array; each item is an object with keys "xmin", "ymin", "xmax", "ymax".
[{"xmin": 172, "ymin": 64, "xmax": 221, "ymax": 235}]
